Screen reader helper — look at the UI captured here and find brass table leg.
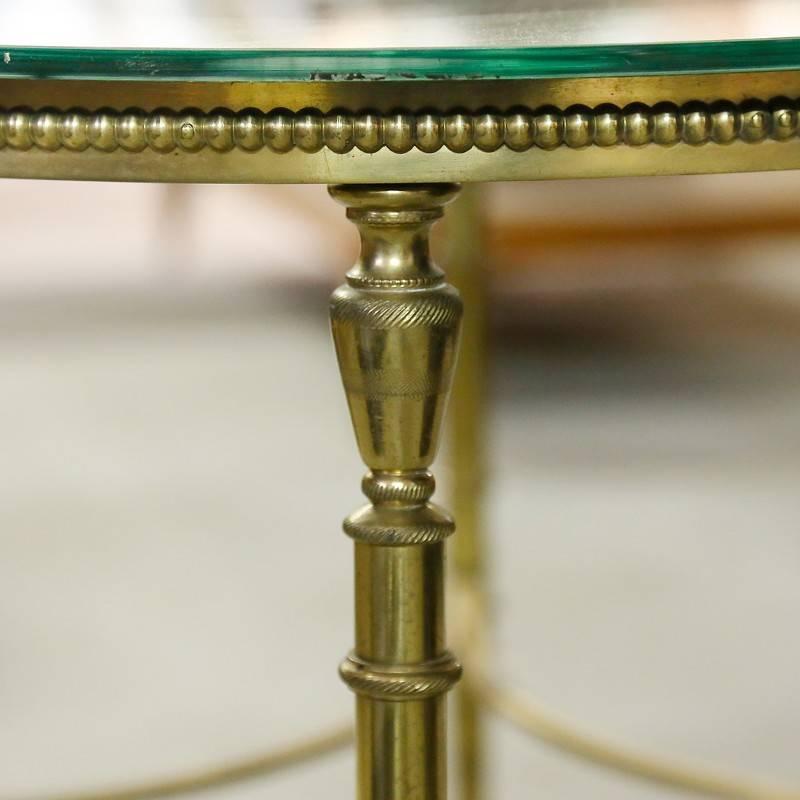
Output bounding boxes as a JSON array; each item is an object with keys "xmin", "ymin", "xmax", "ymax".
[
  {"xmin": 442, "ymin": 186, "xmax": 489, "ymax": 800},
  {"xmin": 329, "ymin": 184, "xmax": 463, "ymax": 800}
]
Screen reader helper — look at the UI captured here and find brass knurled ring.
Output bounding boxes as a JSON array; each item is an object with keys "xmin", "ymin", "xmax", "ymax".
[{"xmin": 340, "ymin": 651, "xmax": 462, "ymax": 701}]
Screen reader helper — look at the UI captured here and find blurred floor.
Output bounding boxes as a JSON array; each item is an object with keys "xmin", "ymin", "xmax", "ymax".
[{"xmin": 1, "ymin": 177, "xmax": 800, "ymax": 799}]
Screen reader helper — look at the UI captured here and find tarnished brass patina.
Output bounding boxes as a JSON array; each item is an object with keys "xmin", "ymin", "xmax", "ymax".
[{"xmin": 329, "ymin": 184, "xmax": 463, "ymax": 800}]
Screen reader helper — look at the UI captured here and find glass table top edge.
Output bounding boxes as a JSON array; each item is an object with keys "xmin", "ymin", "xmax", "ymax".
[{"xmin": 2, "ymin": 39, "xmax": 800, "ymax": 82}]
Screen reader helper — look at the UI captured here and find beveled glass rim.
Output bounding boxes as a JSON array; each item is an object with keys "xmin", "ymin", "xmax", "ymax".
[{"xmin": 1, "ymin": 38, "xmax": 800, "ymax": 82}]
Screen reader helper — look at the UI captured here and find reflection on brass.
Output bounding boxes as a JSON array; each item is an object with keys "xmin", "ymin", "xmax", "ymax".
[
  {"xmin": 0, "ymin": 99, "xmax": 796, "ymax": 156},
  {"xmin": 329, "ymin": 183, "xmax": 463, "ymax": 800},
  {"xmin": 12, "ymin": 723, "xmax": 352, "ymax": 800}
]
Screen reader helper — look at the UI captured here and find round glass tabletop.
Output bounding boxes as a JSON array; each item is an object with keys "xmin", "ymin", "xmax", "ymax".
[{"xmin": 1, "ymin": 0, "xmax": 800, "ymax": 81}]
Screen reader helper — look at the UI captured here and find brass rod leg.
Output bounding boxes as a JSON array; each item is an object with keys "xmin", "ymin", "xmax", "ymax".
[
  {"xmin": 442, "ymin": 186, "xmax": 489, "ymax": 800},
  {"xmin": 329, "ymin": 184, "xmax": 464, "ymax": 800}
]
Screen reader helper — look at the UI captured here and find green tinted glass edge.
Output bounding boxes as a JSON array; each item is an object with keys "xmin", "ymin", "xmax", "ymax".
[{"xmin": 1, "ymin": 39, "xmax": 800, "ymax": 81}]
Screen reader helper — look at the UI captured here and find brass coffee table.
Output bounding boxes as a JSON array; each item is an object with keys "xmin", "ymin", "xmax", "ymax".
[{"xmin": 3, "ymin": 3, "xmax": 799, "ymax": 799}]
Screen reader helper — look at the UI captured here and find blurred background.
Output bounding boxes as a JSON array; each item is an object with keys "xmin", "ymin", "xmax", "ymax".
[
  {"xmin": 2, "ymin": 174, "xmax": 799, "ymax": 800},
  {"xmin": 2, "ymin": 1, "xmax": 800, "ymax": 798}
]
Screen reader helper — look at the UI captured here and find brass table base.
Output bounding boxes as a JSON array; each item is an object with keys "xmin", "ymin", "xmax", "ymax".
[{"xmin": 14, "ymin": 186, "xmax": 800, "ymax": 800}]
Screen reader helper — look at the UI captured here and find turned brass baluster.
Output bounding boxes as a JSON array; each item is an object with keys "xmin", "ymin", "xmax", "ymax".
[{"xmin": 329, "ymin": 184, "xmax": 463, "ymax": 800}]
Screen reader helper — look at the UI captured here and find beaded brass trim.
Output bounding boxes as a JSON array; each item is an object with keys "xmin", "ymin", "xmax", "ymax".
[{"xmin": 0, "ymin": 100, "xmax": 796, "ymax": 155}]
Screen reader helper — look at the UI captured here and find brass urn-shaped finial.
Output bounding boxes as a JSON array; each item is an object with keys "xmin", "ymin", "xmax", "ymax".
[{"xmin": 329, "ymin": 183, "xmax": 462, "ymax": 472}]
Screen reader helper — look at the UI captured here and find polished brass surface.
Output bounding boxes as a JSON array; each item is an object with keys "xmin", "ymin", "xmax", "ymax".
[
  {"xmin": 330, "ymin": 184, "xmax": 463, "ymax": 800},
  {"xmin": 4, "ymin": 72, "xmax": 800, "ymax": 183}
]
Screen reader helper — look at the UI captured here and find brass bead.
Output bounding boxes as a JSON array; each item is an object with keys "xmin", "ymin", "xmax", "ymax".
[
  {"xmin": 770, "ymin": 100, "xmax": 797, "ymax": 140},
  {"xmin": 31, "ymin": 108, "xmax": 61, "ymax": 151},
  {"xmin": 383, "ymin": 112, "xmax": 414, "ymax": 154},
  {"xmin": 353, "ymin": 112, "xmax": 383, "ymax": 153},
  {"xmin": 323, "ymin": 110, "xmax": 355, "ymax": 154},
  {"xmin": 234, "ymin": 109, "xmax": 264, "ymax": 151},
  {"xmin": 443, "ymin": 112, "xmax": 473, "ymax": 153},
  {"xmin": 293, "ymin": 108, "xmax": 324, "ymax": 153},
  {"xmin": 415, "ymin": 112, "xmax": 443, "ymax": 153},
  {"xmin": 710, "ymin": 102, "xmax": 740, "ymax": 144},
  {"xmin": 563, "ymin": 106, "xmax": 594, "ymax": 148},
  {"xmin": 681, "ymin": 104, "xmax": 711, "ymax": 145},
  {"xmin": 534, "ymin": 109, "xmax": 564, "ymax": 150},
  {"xmin": 622, "ymin": 104, "xmax": 652, "ymax": 146},
  {"xmin": 175, "ymin": 110, "xmax": 205, "ymax": 152},
  {"xmin": 8, "ymin": 98, "xmax": 796, "ymax": 168},
  {"xmin": 504, "ymin": 108, "xmax": 534, "ymax": 151},
  {"xmin": 263, "ymin": 109, "xmax": 294, "ymax": 153},
  {"xmin": 59, "ymin": 110, "xmax": 90, "ymax": 152},
  {"xmin": 202, "ymin": 110, "xmax": 235, "ymax": 152},
  {"xmin": 651, "ymin": 103, "xmax": 682, "ymax": 146},
  {"xmin": 0, "ymin": 110, "xmax": 6, "ymax": 149},
  {"xmin": 472, "ymin": 111, "xmax": 503, "ymax": 152},
  {"xmin": 115, "ymin": 110, "xmax": 147, "ymax": 152},
  {"xmin": 594, "ymin": 105, "xmax": 621, "ymax": 147},
  {"xmin": 145, "ymin": 109, "xmax": 176, "ymax": 153},
  {"xmin": 6, "ymin": 108, "xmax": 34, "ymax": 150},
  {"xmin": 740, "ymin": 103, "xmax": 771, "ymax": 142},
  {"xmin": 87, "ymin": 110, "xmax": 118, "ymax": 152}
]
